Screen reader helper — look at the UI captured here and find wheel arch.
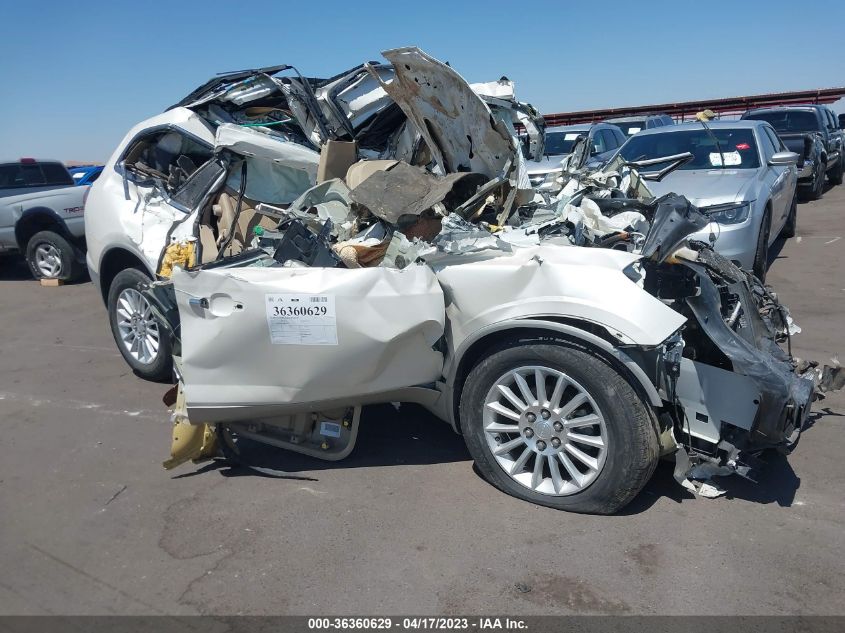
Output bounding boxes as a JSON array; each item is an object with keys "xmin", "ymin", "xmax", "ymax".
[
  {"xmin": 14, "ymin": 207, "xmax": 73, "ymax": 250},
  {"xmin": 445, "ymin": 318, "xmax": 663, "ymax": 435},
  {"xmin": 98, "ymin": 247, "xmax": 155, "ymax": 305}
]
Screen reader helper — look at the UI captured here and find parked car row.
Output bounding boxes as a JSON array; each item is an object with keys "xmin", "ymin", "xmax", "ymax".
[{"xmin": 526, "ymin": 103, "xmax": 844, "ymax": 285}]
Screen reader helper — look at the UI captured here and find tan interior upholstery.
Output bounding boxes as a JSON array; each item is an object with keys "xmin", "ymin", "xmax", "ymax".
[{"xmin": 209, "ymin": 190, "xmax": 278, "ymax": 260}]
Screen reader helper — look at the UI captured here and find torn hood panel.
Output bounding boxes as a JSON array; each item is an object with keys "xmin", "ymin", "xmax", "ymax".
[{"xmin": 370, "ymin": 47, "xmax": 515, "ymax": 179}]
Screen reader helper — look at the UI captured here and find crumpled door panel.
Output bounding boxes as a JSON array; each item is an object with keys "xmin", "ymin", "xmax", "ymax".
[{"xmin": 172, "ymin": 265, "xmax": 446, "ymax": 419}]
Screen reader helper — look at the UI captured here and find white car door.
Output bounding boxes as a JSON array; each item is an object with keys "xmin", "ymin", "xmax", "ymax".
[{"xmin": 171, "ymin": 264, "xmax": 446, "ymax": 422}]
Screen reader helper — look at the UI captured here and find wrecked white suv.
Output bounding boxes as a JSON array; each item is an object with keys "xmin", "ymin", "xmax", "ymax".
[{"xmin": 86, "ymin": 48, "xmax": 827, "ymax": 514}]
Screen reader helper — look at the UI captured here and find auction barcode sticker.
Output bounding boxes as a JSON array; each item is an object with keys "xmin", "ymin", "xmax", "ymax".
[{"xmin": 265, "ymin": 293, "xmax": 337, "ymax": 345}]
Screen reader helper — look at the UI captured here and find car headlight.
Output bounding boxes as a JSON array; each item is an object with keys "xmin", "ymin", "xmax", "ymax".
[{"xmin": 704, "ymin": 202, "xmax": 751, "ymax": 225}]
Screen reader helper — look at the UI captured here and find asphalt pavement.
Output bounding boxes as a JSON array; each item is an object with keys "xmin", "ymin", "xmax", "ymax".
[{"xmin": 1, "ymin": 184, "xmax": 843, "ymax": 616}]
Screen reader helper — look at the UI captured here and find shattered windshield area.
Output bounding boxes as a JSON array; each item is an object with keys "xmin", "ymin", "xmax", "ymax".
[
  {"xmin": 744, "ymin": 111, "xmax": 819, "ymax": 133},
  {"xmin": 544, "ymin": 129, "xmax": 586, "ymax": 156},
  {"xmin": 619, "ymin": 128, "xmax": 761, "ymax": 170}
]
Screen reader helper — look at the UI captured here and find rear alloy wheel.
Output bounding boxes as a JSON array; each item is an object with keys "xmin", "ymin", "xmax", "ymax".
[
  {"xmin": 752, "ymin": 210, "xmax": 771, "ymax": 283},
  {"xmin": 781, "ymin": 191, "xmax": 798, "ymax": 239},
  {"xmin": 807, "ymin": 163, "xmax": 825, "ymax": 200},
  {"xmin": 460, "ymin": 343, "xmax": 658, "ymax": 514},
  {"xmin": 108, "ymin": 268, "xmax": 172, "ymax": 381},
  {"xmin": 25, "ymin": 230, "xmax": 83, "ymax": 281}
]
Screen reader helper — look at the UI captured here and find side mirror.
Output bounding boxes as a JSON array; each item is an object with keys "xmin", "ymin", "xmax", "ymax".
[{"xmin": 769, "ymin": 151, "xmax": 799, "ymax": 166}]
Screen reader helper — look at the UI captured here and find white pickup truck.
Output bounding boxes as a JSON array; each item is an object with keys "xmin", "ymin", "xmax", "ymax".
[{"xmin": 0, "ymin": 159, "xmax": 88, "ymax": 280}]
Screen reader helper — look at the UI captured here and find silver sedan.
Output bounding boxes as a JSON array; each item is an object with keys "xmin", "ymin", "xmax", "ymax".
[{"xmin": 616, "ymin": 120, "xmax": 799, "ymax": 280}]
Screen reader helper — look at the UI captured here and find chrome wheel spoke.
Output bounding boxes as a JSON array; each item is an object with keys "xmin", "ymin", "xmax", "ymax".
[
  {"xmin": 497, "ymin": 384, "xmax": 527, "ymax": 412},
  {"xmin": 557, "ymin": 392, "xmax": 589, "ymax": 419},
  {"xmin": 534, "ymin": 369, "xmax": 547, "ymax": 405},
  {"xmin": 565, "ymin": 442, "xmax": 599, "ymax": 472},
  {"xmin": 485, "ymin": 401, "xmax": 522, "ymax": 422},
  {"xmin": 513, "ymin": 372, "xmax": 536, "ymax": 407},
  {"xmin": 549, "ymin": 375, "xmax": 567, "ymax": 410},
  {"xmin": 509, "ymin": 446, "xmax": 532, "ymax": 475},
  {"xmin": 558, "ymin": 452, "xmax": 586, "ymax": 488},
  {"xmin": 564, "ymin": 413, "xmax": 599, "ymax": 428},
  {"xmin": 485, "ymin": 420, "xmax": 521, "ymax": 434},
  {"xmin": 531, "ymin": 453, "xmax": 544, "ymax": 489},
  {"xmin": 548, "ymin": 454, "xmax": 564, "ymax": 493},
  {"xmin": 494, "ymin": 436, "xmax": 525, "ymax": 456},
  {"xmin": 566, "ymin": 431, "xmax": 604, "ymax": 449}
]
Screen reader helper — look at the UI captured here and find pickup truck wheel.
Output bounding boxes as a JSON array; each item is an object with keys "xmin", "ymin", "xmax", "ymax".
[
  {"xmin": 460, "ymin": 343, "xmax": 658, "ymax": 514},
  {"xmin": 828, "ymin": 157, "xmax": 844, "ymax": 186},
  {"xmin": 807, "ymin": 163, "xmax": 825, "ymax": 200},
  {"xmin": 752, "ymin": 210, "xmax": 771, "ymax": 283},
  {"xmin": 780, "ymin": 191, "xmax": 798, "ymax": 239},
  {"xmin": 25, "ymin": 230, "xmax": 82, "ymax": 281},
  {"xmin": 108, "ymin": 268, "xmax": 172, "ymax": 381}
]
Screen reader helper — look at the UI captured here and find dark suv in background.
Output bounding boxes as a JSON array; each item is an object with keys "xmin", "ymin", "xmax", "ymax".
[
  {"xmin": 742, "ymin": 105, "xmax": 844, "ymax": 200},
  {"xmin": 603, "ymin": 113, "xmax": 674, "ymax": 137}
]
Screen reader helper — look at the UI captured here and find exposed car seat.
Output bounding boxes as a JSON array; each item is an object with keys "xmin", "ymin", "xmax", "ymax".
[{"xmin": 208, "ymin": 190, "xmax": 278, "ymax": 261}]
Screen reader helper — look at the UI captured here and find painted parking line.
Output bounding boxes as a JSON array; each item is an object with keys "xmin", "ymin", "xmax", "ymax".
[{"xmin": 795, "ymin": 236, "xmax": 841, "ymax": 244}]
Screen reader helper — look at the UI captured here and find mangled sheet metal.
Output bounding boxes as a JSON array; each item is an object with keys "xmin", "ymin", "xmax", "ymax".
[
  {"xmin": 126, "ymin": 46, "xmax": 841, "ymax": 509},
  {"xmin": 370, "ymin": 48, "xmax": 513, "ymax": 179},
  {"xmin": 349, "ymin": 162, "xmax": 488, "ymax": 224}
]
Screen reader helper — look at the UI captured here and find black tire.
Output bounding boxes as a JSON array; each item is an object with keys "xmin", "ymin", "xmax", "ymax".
[
  {"xmin": 828, "ymin": 157, "xmax": 844, "ymax": 186},
  {"xmin": 107, "ymin": 267, "xmax": 173, "ymax": 382},
  {"xmin": 460, "ymin": 342, "xmax": 658, "ymax": 514},
  {"xmin": 806, "ymin": 163, "xmax": 825, "ymax": 201},
  {"xmin": 25, "ymin": 230, "xmax": 83, "ymax": 281},
  {"xmin": 752, "ymin": 210, "xmax": 771, "ymax": 283},
  {"xmin": 780, "ymin": 191, "xmax": 797, "ymax": 239}
]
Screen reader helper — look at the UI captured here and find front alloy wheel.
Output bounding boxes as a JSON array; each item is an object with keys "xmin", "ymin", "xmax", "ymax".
[
  {"xmin": 483, "ymin": 366, "xmax": 608, "ymax": 495},
  {"xmin": 460, "ymin": 343, "xmax": 659, "ymax": 514}
]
